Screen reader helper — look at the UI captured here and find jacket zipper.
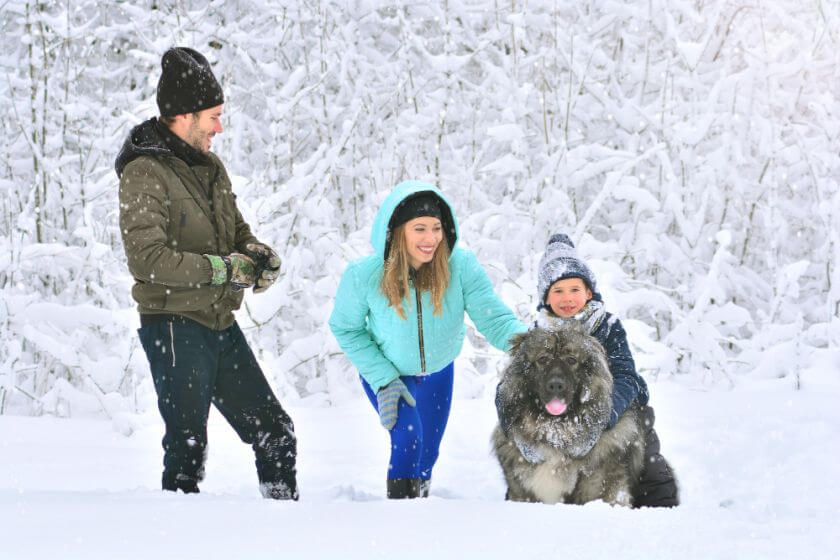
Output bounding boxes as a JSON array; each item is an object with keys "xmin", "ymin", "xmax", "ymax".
[{"xmin": 415, "ymin": 284, "xmax": 426, "ymax": 373}]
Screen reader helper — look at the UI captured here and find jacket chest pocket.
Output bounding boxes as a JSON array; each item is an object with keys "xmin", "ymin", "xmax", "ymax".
[{"xmin": 169, "ymin": 197, "xmax": 218, "ymax": 254}]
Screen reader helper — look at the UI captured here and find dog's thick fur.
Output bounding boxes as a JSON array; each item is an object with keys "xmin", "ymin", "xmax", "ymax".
[{"xmin": 492, "ymin": 325, "xmax": 645, "ymax": 506}]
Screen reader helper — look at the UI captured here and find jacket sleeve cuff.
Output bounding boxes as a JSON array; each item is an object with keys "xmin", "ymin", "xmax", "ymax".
[{"xmin": 204, "ymin": 255, "xmax": 228, "ymax": 285}]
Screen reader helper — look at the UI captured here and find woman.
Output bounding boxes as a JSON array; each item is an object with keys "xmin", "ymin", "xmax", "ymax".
[{"xmin": 329, "ymin": 180, "xmax": 526, "ymax": 499}]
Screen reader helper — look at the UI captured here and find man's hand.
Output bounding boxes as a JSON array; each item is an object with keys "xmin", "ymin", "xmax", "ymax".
[
  {"xmin": 205, "ymin": 253, "xmax": 256, "ymax": 290},
  {"xmin": 244, "ymin": 242, "xmax": 281, "ymax": 294}
]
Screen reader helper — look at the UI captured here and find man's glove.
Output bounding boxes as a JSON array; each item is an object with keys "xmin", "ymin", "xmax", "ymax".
[
  {"xmin": 243, "ymin": 242, "xmax": 281, "ymax": 294},
  {"xmin": 376, "ymin": 378, "xmax": 416, "ymax": 430},
  {"xmin": 205, "ymin": 253, "xmax": 256, "ymax": 290}
]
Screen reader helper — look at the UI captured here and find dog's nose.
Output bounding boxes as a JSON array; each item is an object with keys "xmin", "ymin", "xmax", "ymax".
[{"xmin": 545, "ymin": 376, "xmax": 564, "ymax": 395}]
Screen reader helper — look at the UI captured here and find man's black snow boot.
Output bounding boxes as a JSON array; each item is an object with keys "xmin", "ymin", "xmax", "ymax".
[
  {"xmin": 162, "ymin": 472, "xmax": 200, "ymax": 494},
  {"xmin": 260, "ymin": 481, "xmax": 299, "ymax": 501}
]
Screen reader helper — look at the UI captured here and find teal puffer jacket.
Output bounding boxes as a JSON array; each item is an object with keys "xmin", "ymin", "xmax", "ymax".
[{"xmin": 328, "ymin": 180, "xmax": 527, "ymax": 392}]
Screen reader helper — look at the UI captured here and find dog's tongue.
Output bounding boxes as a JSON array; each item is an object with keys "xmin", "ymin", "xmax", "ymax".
[{"xmin": 545, "ymin": 399, "xmax": 567, "ymax": 416}]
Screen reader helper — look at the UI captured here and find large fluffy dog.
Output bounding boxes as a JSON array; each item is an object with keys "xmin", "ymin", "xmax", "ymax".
[{"xmin": 492, "ymin": 325, "xmax": 645, "ymax": 506}]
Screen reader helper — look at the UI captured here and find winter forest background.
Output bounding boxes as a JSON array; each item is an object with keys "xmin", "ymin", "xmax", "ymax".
[{"xmin": 1, "ymin": 0, "xmax": 838, "ymax": 423}]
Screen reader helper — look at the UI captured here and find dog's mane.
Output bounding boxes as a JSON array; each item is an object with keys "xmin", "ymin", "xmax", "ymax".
[{"xmin": 498, "ymin": 325, "xmax": 613, "ymax": 457}]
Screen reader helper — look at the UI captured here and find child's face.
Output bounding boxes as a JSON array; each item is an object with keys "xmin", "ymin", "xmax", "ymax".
[{"xmin": 546, "ymin": 277, "xmax": 593, "ymax": 318}]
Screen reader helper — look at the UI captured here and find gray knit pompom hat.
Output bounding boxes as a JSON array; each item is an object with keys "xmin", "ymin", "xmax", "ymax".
[{"xmin": 537, "ymin": 233, "xmax": 598, "ymax": 308}]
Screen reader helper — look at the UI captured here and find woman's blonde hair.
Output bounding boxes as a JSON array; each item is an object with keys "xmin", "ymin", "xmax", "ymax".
[{"xmin": 381, "ymin": 223, "xmax": 450, "ymax": 319}]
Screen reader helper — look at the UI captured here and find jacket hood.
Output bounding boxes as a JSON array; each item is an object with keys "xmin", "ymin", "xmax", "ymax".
[
  {"xmin": 370, "ymin": 180, "xmax": 459, "ymax": 262},
  {"xmin": 114, "ymin": 118, "xmax": 172, "ymax": 178}
]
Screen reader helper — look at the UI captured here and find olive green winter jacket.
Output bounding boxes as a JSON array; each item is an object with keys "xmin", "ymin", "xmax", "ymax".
[{"xmin": 116, "ymin": 118, "xmax": 259, "ymax": 330}]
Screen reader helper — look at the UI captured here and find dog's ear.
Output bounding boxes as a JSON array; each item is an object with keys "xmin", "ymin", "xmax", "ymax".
[{"xmin": 507, "ymin": 331, "xmax": 529, "ymax": 356}]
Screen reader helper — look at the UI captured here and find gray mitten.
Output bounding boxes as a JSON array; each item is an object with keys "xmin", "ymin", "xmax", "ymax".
[{"xmin": 376, "ymin": 378, "xmax": 416, "ymax": 430}]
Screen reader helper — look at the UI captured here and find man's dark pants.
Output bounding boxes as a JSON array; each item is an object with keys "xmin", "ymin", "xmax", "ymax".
[{"xmin": 137, "ymin": 314, "xmax": 297, "ymax": 498}]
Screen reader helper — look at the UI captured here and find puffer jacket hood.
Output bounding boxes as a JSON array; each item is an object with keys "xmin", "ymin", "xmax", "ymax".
[
  {"xmin": 114, "ymin": 118, "xmax": 172, "ymax": 179},
  {"xmin": 370, "ymin": 180, "xmax": 459, "ymax": 261}
]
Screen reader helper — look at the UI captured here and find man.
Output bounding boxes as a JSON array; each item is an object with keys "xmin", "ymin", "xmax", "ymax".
[{"xmin": 115, "ymin": 47, "xmax": 297, "ymax": 500}]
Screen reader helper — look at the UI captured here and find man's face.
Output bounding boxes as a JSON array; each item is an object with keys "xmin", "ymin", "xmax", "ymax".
[{"xmin": 185, "ymin": 104, "xmax": 224, "ymax": 153}]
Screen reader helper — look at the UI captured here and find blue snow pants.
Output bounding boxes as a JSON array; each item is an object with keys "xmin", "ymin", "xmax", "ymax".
[
  {"xmin": 137, "ymin": 314, "xmax": 297, "ymax": 497},
  {"xmin": 361, "ymin": 363, "xmax": 454, "ymax": 481}
]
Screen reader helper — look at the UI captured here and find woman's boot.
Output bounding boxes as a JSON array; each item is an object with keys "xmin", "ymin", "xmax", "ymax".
[{"xmin": 387, "ymin": 478, "xmax": 421, "ymax": 499}]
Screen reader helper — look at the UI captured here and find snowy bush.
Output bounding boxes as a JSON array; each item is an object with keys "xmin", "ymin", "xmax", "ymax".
[{"xmin": 1, "ymin": 0, "xmax": 837, "ymax": 416}]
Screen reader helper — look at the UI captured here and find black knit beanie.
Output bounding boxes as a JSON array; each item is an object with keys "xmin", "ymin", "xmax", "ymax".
[
  {"xmin": 389, "ymin": 192, "xmax": 444, "ymax": 230},
  {"xmin": 156, "ymin": 47, "xmax": 225, "ymax": 117}
]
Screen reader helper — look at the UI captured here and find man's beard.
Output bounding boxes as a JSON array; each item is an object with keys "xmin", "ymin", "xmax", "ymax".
[{"xmin": 186, "ymin": 121, "xmax": 211, "ymax": 153}]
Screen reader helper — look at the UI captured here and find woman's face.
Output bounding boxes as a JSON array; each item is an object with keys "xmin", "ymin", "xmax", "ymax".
[
  {"xmin": 403, "ymin": 216, "xmax": 443, "ymax": 269},
  {"xmin": 546, "ymin": 277, "xmax": 593, "ymax": 318}
]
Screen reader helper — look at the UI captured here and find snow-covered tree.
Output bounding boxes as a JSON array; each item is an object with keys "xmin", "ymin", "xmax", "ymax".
[{"xmin": 1, "ymin": 0, "xmax": 837, "ymax": 417}]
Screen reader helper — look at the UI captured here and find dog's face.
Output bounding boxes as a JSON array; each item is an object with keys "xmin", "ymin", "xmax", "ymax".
[{"xmin": 507, "ymin": 327, "xmax": 611, "ymax": 422}]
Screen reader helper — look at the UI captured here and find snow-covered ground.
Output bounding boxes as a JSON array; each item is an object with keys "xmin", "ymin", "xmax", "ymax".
[{"xmin": 2, "ymin": 369, "xmax": 838, "ymax": 560}]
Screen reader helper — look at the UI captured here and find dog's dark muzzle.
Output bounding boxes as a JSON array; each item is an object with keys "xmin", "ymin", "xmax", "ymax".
[
  {"xmin": 545, "ymin": 375, "xmax": 564, "ymax": 395},
  {"xmin": 538, "ymin": 369, "xmax": 574, "ymax": 415}
]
